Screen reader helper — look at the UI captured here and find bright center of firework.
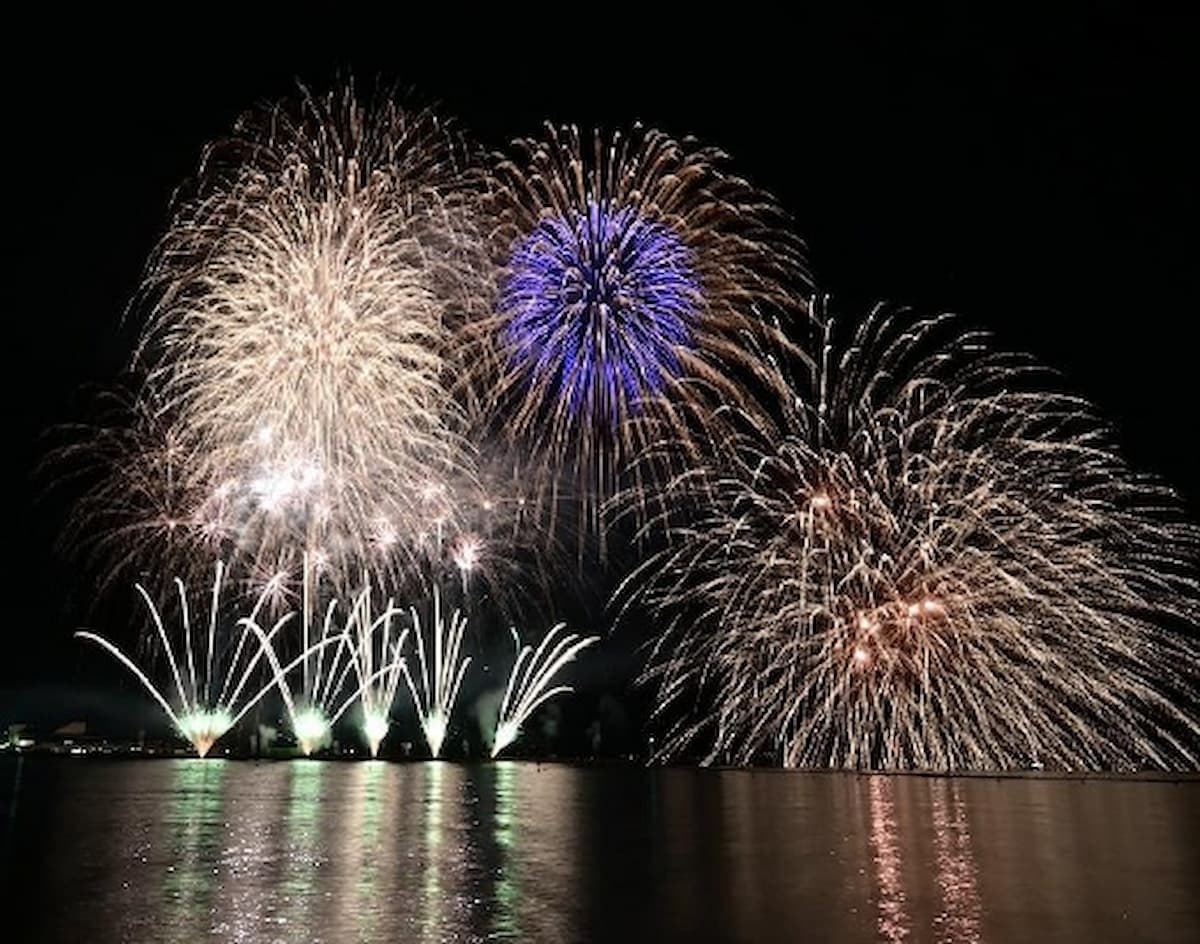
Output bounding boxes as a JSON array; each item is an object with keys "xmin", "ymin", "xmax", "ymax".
[
  {"xmin": 362, "ymin": 711, "xmax": 389, "ymax": 756},
  {"xmin": 293, "ymin": 708, "xmax": 330, "ymax": 756},
  {"xmin": 491, "ymin": 719, "xmax": 520, "ymax": 758},
  {"xmin": 373, "ymin": 518, "xmax": 398, "ymax": 550},
  {"xmin": 423, "ymin": 711, "xmax": 448, "ymax": 758},
  {"xmin": 501, "ymin": 200, "xmax": 699, "ymax": 423},
  {"xmin": 178, "ymin": 709, "xmax": 233, "ymax": 757},
  {"xmin": 250, "ymin": 456, "xmax": 323, "ymax": 515},
  {"xmin": 452, "ymin": 536, "xmax": 483, "ymax": 574}
]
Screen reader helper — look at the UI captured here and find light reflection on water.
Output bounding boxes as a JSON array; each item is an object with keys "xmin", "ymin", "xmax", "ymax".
[
  {"xmin": 492, "ymin": 759, "xmax": 520, "ymax": 940},
  {"xmin": 930, "ymin": 781, "xmax": 983, "ymax": 944},
  {"xmin": 161, "ymin": 759, "xmax": 226, "ymax": 942},
  {"xmin": 2, "ymin": 760, "xmax": 1197, "ymax": 943},
  {"xmin": 870, "ymin": 775, "xmax": 910, "ymax": 943}
]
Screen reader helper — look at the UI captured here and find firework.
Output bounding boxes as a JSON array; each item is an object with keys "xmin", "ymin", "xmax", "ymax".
[
  {"xmin": 491, "ymin": 624, "xmax": 598, "ymax": 757},
  {"xmin": 120, "ymin": 84, "xmax": 489, "ymax": 590},
  {"xmin": 621, "ymin": 307, "xmax": 1200, "ymax": 770},
  {"xmin": 245, "ymin": 556, "xmax": 403, "ymax": 755},
  {"xmin": 343, "ymin": 579, "xmax": 409, "ymax": 757},
  {"xmin": 408, "ymin": 452, "xmax": 566, "ymax": 620},
  {"xmin": 47, "ymin": 388, "xmax": 214, "ymax": 596},
  {"xmin": 74, "ymin": 561, "xmax": 319, "ymax": 757},
  {"xmin": 400, "ymin": 588, "xmax": 471, "ymax": 758},
  {"xmin": 467, "ymin": 124, "xmax": 806, "ymax": 540}
]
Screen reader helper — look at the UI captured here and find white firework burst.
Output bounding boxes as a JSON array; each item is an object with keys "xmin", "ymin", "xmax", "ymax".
[{"xmin": 128, "ymin": 84, "xmax": 491, "ymax": 589}]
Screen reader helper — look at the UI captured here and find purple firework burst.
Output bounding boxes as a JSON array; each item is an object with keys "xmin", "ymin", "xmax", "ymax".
[{"xmin": 500, "ymin": 200, "xmax": 699, "ymax": 426}]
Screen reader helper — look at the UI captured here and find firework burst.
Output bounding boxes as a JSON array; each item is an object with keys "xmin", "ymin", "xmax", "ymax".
[
  {"xmin": 48, "ymin": 388, "xmax": 213, "ymax": 596},
  {"xmin": 467, "ymin": 124, "xmax": 806, "ymax": 541},
  {"xmin": 620, "ymin": 306, "xmax": 1200, "ymax": 771},
  {"xmin": 121, "ymin": 84, "xmax": 489, "ymax": 590}
]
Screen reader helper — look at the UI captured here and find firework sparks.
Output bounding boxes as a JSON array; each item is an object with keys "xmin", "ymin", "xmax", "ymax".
[
  {"xmin": 244, "ymin": 555, "xmax": 402, "ymax": 755},
  {"xmin": 467, "ymin": 124, "xmax": 807, "ymax": 540},
  {"xmin": 48, "ymin": 388, "xmax": 213, "ymax": 595},
  {"xmin": 74, "ymin": 561, "xmax": 317, "ymax": 757},
  {"xmin": 116, "ymin": 84, "xmax": 489, "ymax": 590},
  {"xmin": 621, "ymin": 307, "xmax": 1200, "ymax": 770},
  {"xmin": 491, "ymin": 624, "xmax": 598, "ymax": 757},
  {"xmin": 400, "ymin": 588, "xmax": 471, "ymax": 758},
  {"xmin": 343, "ymin": 579, "xmax": 409, "ymax": 757},
  {"xmin": 407, "ymin": 455, "xmax": 556, "ymax": 617}
]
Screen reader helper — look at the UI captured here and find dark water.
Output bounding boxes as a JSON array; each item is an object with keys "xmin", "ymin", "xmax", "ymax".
[{"xmin": 2, "ymin": 759, "xmax": 1198, "ymax": 943}]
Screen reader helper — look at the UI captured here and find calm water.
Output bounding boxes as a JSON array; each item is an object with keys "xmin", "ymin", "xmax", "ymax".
[{"xmin": 2, "ymin": 759, "xmax": 1197, "ymax": 942}]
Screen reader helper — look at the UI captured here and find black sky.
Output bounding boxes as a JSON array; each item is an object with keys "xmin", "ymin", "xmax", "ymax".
[{"xmin": 4, "ymin": 10, "xmax": 1197, "ymax": 733}]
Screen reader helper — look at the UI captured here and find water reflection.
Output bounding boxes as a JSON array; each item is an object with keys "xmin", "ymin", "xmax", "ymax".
[
  {"xmin": 348, "ymin": 761, "xmax": 386, "ymax": 942},
  {"xmin": 492, "ymin": 760, "xmax": 521, "ymax": 939},
  {"xmin": 419, "ymin": 759, "xmax": 447, "ymax": 941},
  {"xmin": 213, "ymin": 763, "xmax": 287, "ymax": 940},
  {"xmin": 869, "ymin": 775, "xmax": 911, "ymax": 943},
  {"xmin": 279, "ymin": 760, "xmax": 326, "ymax": 937},
  {"xmin": 931, "ymin": 781, "xmax": 984, "ymax": 944},
  {"xmin": 160, "ymin": 759, "xmax": 227, "ymax": 941},
  {"xmin": 6, "ymin": 760, "xmax": 1198, "ymax": 943}
]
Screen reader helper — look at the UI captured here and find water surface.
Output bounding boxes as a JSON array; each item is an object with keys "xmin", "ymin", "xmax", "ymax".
[{"xmin": 2, "ymin": 759, "xmax": 1197, "ymax": 942}]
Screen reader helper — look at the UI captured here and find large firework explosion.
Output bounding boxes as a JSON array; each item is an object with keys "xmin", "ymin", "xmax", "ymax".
[
  {"xmin": 618, "ymin": 306, "xmax": 1200, "ymax": 771},
  {"xmin": 114, "ymin": 84, "xmax": 492, "ymax": 592},
  {"xmin": 466, "ymin": 124, "xmax": 807, "ymax": 542},
  {"xmin": 45, "ymin": 79, "xmax": 1197, "ymax": 772}
]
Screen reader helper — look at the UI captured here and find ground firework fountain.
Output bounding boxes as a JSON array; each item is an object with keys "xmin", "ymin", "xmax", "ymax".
[
  {"xmin": 75, "ymin": 562, "xmax": 319, "ymax": 757},
  {"xmin": 246, "ymin": 556, "xmax": 404, "ymax": 756},
  {"xmin": 492, "ymin": 624, "xmax": 598, "ymax": 757},
  {"xmin": 400, "ymin": 588, "xmax": 471, "ymax": 758}
]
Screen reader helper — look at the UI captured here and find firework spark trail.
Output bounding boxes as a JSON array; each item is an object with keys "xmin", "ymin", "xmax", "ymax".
[
  {"xmin": 74, "ymin": 561, "xmax": 325, "ymax": 757},
  {"xmin": 491, "ymin": 624, "xmax": 598, "ymax": 757},
  {"xmin": 619, "ymin": 305, "xmax": 1200, "ymax": 770},
  {"xmin": 401, "ymin": 588, "xmax": 471, "ymax": 758},
  {"xmin": 411, "ymin": 452, "xmax": 576, "ymax": 623},
  {"xmin": 240, "ymin": 555, "xmax": 404, "ymax": 755},
  {"xmin": 114, "ymin": 84, "xmax": 491, "ymax": 591},
  {"xmin": 342, "ymin": 578, "xmax": 409, "ymax": 757},
  {"xmin": 467, "ymin": 123, "xmax": 807, "ymax": 544}
]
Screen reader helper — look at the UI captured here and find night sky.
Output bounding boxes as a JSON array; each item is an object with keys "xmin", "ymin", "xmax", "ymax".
[{"xmin": 4, "ymin": 10, "xmax": 1197, "ymax": 746}]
